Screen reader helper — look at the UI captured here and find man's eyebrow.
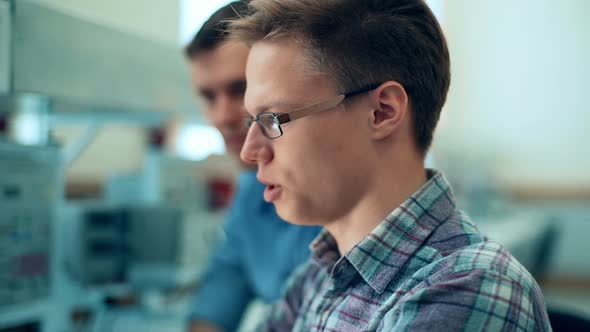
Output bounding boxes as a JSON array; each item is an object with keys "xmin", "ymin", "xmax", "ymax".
[
  {"xmin": 227, "ymin": 78, "xmax": 247, "ymax": 89},
  {"xmin": 195, "ymin": 78, "xmax": 247, "ymax": 96},
  {"xmin": 196, "ymin": 87, "xmax": 211, "ymax": 96}
]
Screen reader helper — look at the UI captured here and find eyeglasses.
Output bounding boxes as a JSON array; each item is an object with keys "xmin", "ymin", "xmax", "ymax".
[{"xmin": 244, "ymin": 83, "xmax": 381, "ymax": 139}]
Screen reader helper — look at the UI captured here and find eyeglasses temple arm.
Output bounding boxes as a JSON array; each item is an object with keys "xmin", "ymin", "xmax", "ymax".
[{"xmin": 277, "ymin": 95, "xmax": 346, "ymax": 123}]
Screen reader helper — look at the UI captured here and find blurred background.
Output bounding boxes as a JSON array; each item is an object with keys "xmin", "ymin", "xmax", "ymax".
[{"xmin": 0, "ymin": 0, "xmax": 588, "ymax": 331}]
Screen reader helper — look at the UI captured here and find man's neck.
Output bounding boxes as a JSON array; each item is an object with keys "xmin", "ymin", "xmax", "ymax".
[{"xmin": 325, "ymin": 162, "xmax": 428, "ymax": 256}]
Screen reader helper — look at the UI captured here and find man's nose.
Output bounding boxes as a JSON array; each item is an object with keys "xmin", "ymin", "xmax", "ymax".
[{"xmin": 240, "ymin": 123, "xmax": 273, "ymax": 166}]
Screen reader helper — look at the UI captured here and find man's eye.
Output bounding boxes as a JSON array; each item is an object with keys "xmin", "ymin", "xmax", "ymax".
[
  {"xmin": 228, "ymin": 82, "xmax": 246, "ymax": 98},
  {"xmin": 200, "ymin": 91, "xmax": 215, "ymax": 104}
]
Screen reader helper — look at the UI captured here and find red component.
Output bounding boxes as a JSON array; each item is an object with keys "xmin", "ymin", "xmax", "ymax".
[
  {"xmin": 148, "ymin": 127, "xmax": 166, "ymax": 148},
  {"xmin": 208, "ymin": 178, "xmax": 235, "ymax": 210}
]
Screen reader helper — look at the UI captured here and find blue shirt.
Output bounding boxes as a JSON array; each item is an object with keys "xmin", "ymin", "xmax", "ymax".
[{"xmin": 189, "ymin": 170, "xmax": 322, "ymax": 331}]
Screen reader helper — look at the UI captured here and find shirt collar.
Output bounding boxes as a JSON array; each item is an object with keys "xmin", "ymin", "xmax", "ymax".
[
  {"xmin": 310, "ymin": 229, "xmax": 339, "ymax": 270},
  {"xmin": 310, "ymin": 169, "xmax": 457, "ymax": 294}
]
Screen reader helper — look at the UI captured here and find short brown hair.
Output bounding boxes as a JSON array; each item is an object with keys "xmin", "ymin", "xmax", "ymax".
[
  {"xmin": 230, "ymin": 0, "xmax": 450, "ymax": 152},
  {"xmin": 184, "ymin": 1, "xmax": 249, "ymax": 58}
]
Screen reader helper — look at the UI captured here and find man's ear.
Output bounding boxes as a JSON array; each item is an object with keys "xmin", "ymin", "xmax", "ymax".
[{"xmin": 367, "ymin": 81, "xmax": 409, "ymax": 140}]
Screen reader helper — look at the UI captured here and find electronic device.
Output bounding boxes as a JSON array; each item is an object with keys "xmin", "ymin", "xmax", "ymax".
[
  {"xmin": 0, "ymin": 141, "xmax": 61, "ymax": 329},
  {"xmin": 69, "ymin": 204, "xmax": 221, "ymax": 288}
]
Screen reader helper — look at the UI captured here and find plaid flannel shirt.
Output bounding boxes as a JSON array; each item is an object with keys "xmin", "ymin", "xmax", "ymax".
[{"xmin": 259, "ymin": 170, "xmax": 551, "ymax": 331}]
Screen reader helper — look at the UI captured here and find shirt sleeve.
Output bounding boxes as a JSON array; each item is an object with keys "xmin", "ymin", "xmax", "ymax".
[
  {"xmin": 380, "ymin": 269, "xmax": 551, "ymax": 331},
  {"xmin": 188, "ymin": 202, "xmax": 255, "ymax": 332}
]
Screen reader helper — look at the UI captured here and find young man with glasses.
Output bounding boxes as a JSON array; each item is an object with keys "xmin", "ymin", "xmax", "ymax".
[
  {"xmin": 183, "ymin": 2, "xmax": 320, "ymax": 331},
  {"xmin": 231, "ymin": 0, "xmax": 552, "ymax": 330}
]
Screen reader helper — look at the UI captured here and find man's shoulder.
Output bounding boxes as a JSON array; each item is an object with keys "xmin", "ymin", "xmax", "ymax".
[
  {"xmin": 448, "ymin": 241, "xmax": 532, "ymax": 282},
  {"xmin": 420, "ymin": 240, "xmax": 537, "ymax": 294},
  {"xmin": 380, "ymin": 240, "xmax": 549, "ymax": 331},
  {"xmin": 394, "ymin": 209, "xmax": 541, "ymax": 298},
  {"xmin": 418, "ymin": 210, "xmax": 537, "ymax": 289}
]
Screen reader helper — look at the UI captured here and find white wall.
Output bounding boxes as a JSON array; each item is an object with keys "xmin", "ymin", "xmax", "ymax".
[
  {"xmin": 180, "ymin": 0, "xmax": 234, "ymax": 44},
  {"xmin": 433, "ymin": 0, "xmax": 590, "ymax": 279},
  {"xmin": 36, "ymin": 0, "xmax": 180, "ymax": 45},
  {"xmin": 53, "ymin": 125, "xmax": 146, "ymax": 183},
  {"xmin": 436, "ymin": 0, "xmax": 590, "ymax": 189}
]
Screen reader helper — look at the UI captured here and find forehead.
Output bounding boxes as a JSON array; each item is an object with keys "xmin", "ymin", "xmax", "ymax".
[
  {"xmin": 244, "ymin": 41, "xmax": 337, "ymax": 113},
  {"xmin": 190, "ymin": 40, "xmax": 249, "ymax": 88}
]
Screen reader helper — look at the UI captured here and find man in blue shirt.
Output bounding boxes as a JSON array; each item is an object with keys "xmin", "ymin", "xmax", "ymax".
[{"xmin": 183, "ymin": 2, "xmax": 321, "ymax": 331}]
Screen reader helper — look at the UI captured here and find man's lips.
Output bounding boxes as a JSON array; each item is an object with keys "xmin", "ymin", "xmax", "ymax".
[
  {"xmin": 258, "ymin": 176, "xmax": 282, "ymax": 202},
  {"xmin": 263, "ymin": 184, "xmax": 282, "ymax": 202}
]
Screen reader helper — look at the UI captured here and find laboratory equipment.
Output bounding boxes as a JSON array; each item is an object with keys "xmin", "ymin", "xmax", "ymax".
[
  {"xmin": 0, "ymin": 321, "xmax": 41, "ymax": 332},
  {"xmin": 0, "ymin": 0, "xmax": 209, "ymax": 330},
  {"xmin": 0, "ymin": 141, "xmax": 61, "ymax": 330},
  {"xmin": 0, "ymin": 0, "xmax": 10, "ymax": 94},
  {"xmin": 69, "ymin": 204, "xmax": 221, "ymax": 288}
]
